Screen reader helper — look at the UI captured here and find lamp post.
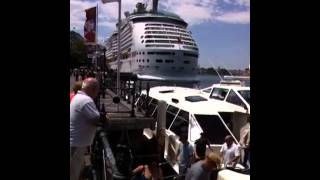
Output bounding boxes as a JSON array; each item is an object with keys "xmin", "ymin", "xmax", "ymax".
[{"xmin": 102, "ymin": 47, "xmax": 106, "ymax": 98}]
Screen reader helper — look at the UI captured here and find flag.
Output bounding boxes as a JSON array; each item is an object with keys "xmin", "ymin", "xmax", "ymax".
[
  {"xmin": 84, "ymin": 7, "xmax": 96, "ymax": 43},
  {"xmin": 101, "ymin": 0, "xmax": 118, "ymax": 4}
]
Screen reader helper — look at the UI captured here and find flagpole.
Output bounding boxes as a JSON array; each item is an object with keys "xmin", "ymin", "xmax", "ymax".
[
  {"xmin": 116, "ymin": 0, "xmax": 121, "ymax": 96},
  {"xmin": 96, "ymin": 3, "xmax": 98, "ymax": 70}
]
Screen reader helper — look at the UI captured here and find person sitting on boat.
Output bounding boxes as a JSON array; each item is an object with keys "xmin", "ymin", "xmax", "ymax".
[
  {"xmin": 220, "ymin": 135, "xmax": 240, "ymax": 169},
  {"xmin": 194, "ymin": 133, "xmax": 211, "ymax": 162},
  {"xmin": 176, "ymin": 135, "xmax": 194, "ymax": 179}
]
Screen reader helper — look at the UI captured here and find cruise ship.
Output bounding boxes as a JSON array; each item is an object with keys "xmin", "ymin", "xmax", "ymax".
[{"xmin": 105, "ymin": 0, "xmax": 199, "ymax": 82}]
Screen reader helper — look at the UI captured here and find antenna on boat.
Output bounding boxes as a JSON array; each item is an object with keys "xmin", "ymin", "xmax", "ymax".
[{"xmin": 205, "ymin": 59, "xmax": 223, "ymax": 81}]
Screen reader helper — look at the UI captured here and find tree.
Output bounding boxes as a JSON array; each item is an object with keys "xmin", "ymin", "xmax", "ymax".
[{"xmin": 70, "ymin": 31, "xmax": 87, "ymax": 68}]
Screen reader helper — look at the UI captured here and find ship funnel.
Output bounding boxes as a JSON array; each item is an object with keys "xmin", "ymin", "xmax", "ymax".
[{"xmin": 152, "ymin": 0, "xmax": 158, "ymax": 12}]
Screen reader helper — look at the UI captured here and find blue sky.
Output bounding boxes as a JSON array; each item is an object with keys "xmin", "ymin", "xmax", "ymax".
[{"xmin": 71, "ymin": 0, "xmax": 250, "ymax": 69}]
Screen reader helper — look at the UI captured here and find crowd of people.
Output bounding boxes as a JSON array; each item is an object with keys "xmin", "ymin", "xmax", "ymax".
[
  {"xmin": 175, "ymin": 117, "xmax": 250, "ymax": 180},
  {"xmin": 69, "ymin": 68, "xmax": 250, "ymax": 180}
]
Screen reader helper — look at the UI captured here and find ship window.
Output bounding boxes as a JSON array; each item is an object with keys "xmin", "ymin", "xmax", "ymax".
[
  {"xmin": 210, "ymin": 88, "xmax": 229, "ymax": 101},
  {"xmin": 184, "ymin": 61, "xmax": 190, "ymax": 64},
  {"xmin": 147, "ymin": 52, "xmax": 154, "ymax": 55},
  {"xmin": 165, "ymin": 59, "xmax": 174, "ymax": 63},
  {"xmin": 226, "ymin": 90, "xmax": 247, "ymax": 108},
  {"xmin": 147, "ymin": 59, "xmax": 149, "ymax": 62},
  {"xmin": 184, "ymin": 53, "xmax": 198, "ymax": 58},
  {"xmin": 169, "ymin": 110, "xmax": 189, "ymax": 137},
  {"xmin": 155, "ymin": 40, "xmax": 170, "ymax": 43},
  {"xmin": 156, "ymin": 59, "xmax": 163, "ymax": 63},
  {"xmin": 194, "ymin": 115, "xmax": 232, "ymax": 144}
]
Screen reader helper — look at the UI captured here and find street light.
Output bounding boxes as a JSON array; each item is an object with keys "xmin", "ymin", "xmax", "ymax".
[{"xmin": 102, "ymin": 47, "xmax": 107, "ymax": 98}]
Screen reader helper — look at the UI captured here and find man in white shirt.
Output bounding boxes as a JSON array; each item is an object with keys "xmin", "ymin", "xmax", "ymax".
[
  {"xmin": 220, "ymin": 135, "xmax": 240, "ymax": 169},
  {"xmin": 70, "ymin": 78, "xmax": 100, "ymax": 180},
  {"xmin": 239, "ymin": 116, "xmax": 250, "ymax": 168}
]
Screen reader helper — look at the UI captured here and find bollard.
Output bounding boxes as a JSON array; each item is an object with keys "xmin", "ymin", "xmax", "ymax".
[
  {"xmin": 102, "ymin": 84, "xmax": 106, "ymax": 99},
  {"xmin": 145, "ymin": 82, "xmax": 150, "ymax": 117},
  {"xmin": 131, "ymin": 80, "xmax": 136, "ymax": 117}
]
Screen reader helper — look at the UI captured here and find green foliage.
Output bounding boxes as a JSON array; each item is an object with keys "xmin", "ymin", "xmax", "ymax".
[{"xmin": 70, "ymin": 31, "xmax": 87, "ymax": 68}]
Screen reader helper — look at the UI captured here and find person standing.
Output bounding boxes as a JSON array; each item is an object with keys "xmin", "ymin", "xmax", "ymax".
[
  {"xmin": 194, "ymin": 133, "xmax": 211, "ymax": 162},
  {"xmin": 185, "ymin": 152, "xmax": 221, "ymax": 180},
  {"xmin": 70, "ymin": 81, "xmax": 82, "ymax": 102},
  {"xmin": 239, "ymin": 116, "xmax": 250, "ymax": 168},
  {"xmin": 176, "ymin": 135, "xmax": 194, "ymax": 179},
  {"xmin": 70, "ymin": 78, "xmax": 101, "ymax": 180},
  {"xmin": 220, "ymin": 135, "xmax": 240, "ymax": 169}
]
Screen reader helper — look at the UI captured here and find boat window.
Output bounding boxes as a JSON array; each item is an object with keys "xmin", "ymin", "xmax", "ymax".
[
  {"xmin": 210, "ymin": 88, "xmax": 229, "ymax": 100},
  {"xmin": 149, "ymin": 98, "xmax": 158, "ymax": 117},
  {"xmin": 238, "ymin": 90, "xmax": 250, "ymax": 105},
  {"xmin": 169, "ymin": 110, "xmax": 189, "ymax": 137},
  {"xmin": 194, "ymin": 115, "xmax": 232, "ymax": 144},
  {"xmin": 226, "ymin": 90, "xmax": 247, "ymax": 107},
  {"xmin": 202, "ymin": 88, "xmax": 212, "ymax": 93},
  {"xmin": 136, "ymin": 94, "xmax": 146, "ymax": 108},
  {"xmin": 166, "ymin": 105, "xmax": 179, "ymax": 128}
]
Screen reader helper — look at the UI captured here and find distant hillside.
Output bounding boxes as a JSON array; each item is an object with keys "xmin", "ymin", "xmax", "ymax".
[{"xmin": 199, "ymin": 67, "xmax": 247, "ymax": 76}]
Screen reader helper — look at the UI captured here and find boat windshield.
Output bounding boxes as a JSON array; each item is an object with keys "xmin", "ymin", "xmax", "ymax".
[
  {"xmin": 194, "ymin": 114, "xmax": 233, "ymax": 144},
  {"xmin": 209, "ymin": 88, "xmax": 229, "ymax": 100},
  {"xmin": 237, "ymin": 90, "xmax": 250, "ymax": 105}
]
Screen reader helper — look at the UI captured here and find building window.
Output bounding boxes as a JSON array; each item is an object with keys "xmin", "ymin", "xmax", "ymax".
[
  {"xmin": 141, "ymin": 35, "xmax": 143, "ymax": 39},
  {"xmin": 155, "ymin": 66, "xmax": 159, "ymax": 69},
  {"xmin": 143, "ymin": 52, "xmax": 145, "ymax": 55},
  {"xmin": 156, "ymin": 59, "xmax": 163, "ymax": 63},
  {"xmin": 179, "ymin": 67, "xmax": 184, "ymax": 70},
  {"xmin": 165, "ymin": 60, "xmax": 174, "ymax": 63},
  {"xmin": 143, "ymin": 59, "xmax": 145, "ymax": 62},
  {"xmin": 172, "ymin": 67, "xmax": 176, "ymax": 70},
  {"xmin": 147, "ymin": 59, "xmax": 149, "ymax": 62},
  {"xmin": 141, "ymin": 40, "xmax": 144, "ymax": 43},
  {"xmin": 184, "ymin": 61, "xmax": 190, "ymax": 64}
]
